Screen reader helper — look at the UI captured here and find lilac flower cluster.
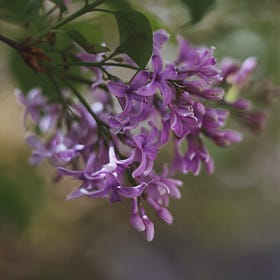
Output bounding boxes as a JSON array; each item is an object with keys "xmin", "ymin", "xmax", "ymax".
[{"xmin": 17, "ymin": 30, "xmax": 261, "ymax": 241}]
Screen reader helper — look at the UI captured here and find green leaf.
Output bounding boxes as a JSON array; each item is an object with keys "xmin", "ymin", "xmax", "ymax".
[
  {"xmin": 25, "ymin": 0, "xmax": 44, "ymax": 25},
  {"xmin": 66, "ymin": 30, "xmax": 110, "ymax": 54},
  {"xmin": 0, "ymin": 0, "xmax": 30, "ymax": 24},
  {"xmin": 179, "ymin": 0, "xmax": 216, "ymax": 24},
  {"xmin": 105, "ymin": 0, "xmax": 133, "ymax": 10},
  {"xmin": 113, "ymin": 11, "xmax": 153, "ymax": 69}
]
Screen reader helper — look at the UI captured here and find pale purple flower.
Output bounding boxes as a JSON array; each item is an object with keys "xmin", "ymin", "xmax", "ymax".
[
  {"xmin": 131, "ymin": 122, "xmax": 160, "ymax": 178},
  {"xmin": 145, "ymin": 165, "xmax": 183, "ymax": 204},
  {"xmin": 108, "ymin": 71, "xmax": 149, "ymax": 100},
  {"xmin": 131, "ymin": 204, "xmax": 155, "ymax": 241},
  {"xmin": 169, "ymin": 103, "xmax": 200, "ymax": 137},
  {"xmin": 139, "ymin": 55, "xmax": 177, "ymax": 105},
  {"xmin": 231, "ymin": 98, "xmax": 252, "ymax": 110},
  {"xmin": 181, "ymin": 79, "xmax": 224, "ymax": 100},
  {"xmin": 153, "ymin": 29, "xmax": 169, "ymax": 55},
  {"xmin": 15, "ymin": 88, "xmax": 61, "ymax": 132},
  {"xmin": 108, "ymin": 97, "xmax": 152, "ymax": 132},
  {"xmin": 60, "ymin": 146, "xmax": 146, "ymax": 202},
  {"xmin": 107, "ymin": 71, "xmax": 152, "ymax": 131},
  {"xmin": 76, "ymin": 52, "xmax": 104, "ymax": 89},
  {"xmin": 175, "ymin": 36, "xmax": 222, "ymax": 82},
  {"xmin": 27, "ymin": 131, "xmax": 84, "ymax": 165},
  {"xmin": 173, "ymin": 136, "xmax": 214, "ymax": 175},
  {"xmin": 221, "ymin": 57, "xmax": 257, "ymax": 88},
  {"xmin": 15, "ymin": 88, "xmax": 46, "ymax": 126},
  {"xmin": 79, "ymin": 173, "xmax": 146, "ymax": 203}
]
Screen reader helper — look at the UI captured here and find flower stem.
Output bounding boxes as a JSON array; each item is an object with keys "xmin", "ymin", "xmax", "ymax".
[
  {"xmin": 0, "ymin": 34, "xmax": 21, "ymax": 51},
  {"xmin": 62, "ymin": 73, "xmax": 94, "ymax": 86},
  {"xmin": 61, "ymin": 76, "xmax": 110, "ymax": 138},
  {"xmin": 55, "ymin": 61, "xmax": 138, "ymax": 70},
  {"xmin": 35, "ymin": 0, "xmax": 106, "ymax": 39}
]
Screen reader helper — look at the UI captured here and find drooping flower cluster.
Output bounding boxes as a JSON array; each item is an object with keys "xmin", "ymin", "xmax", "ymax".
[{"xmin": 17, "ymin": 30, "xmax": 264, "ymax": 241}]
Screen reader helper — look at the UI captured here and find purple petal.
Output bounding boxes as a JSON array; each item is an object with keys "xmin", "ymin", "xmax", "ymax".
[
  {"xmin": 157, "ymin": 208, "xmax": 173, "ymax": 224},
  {"xmin": 107, "ymin": 81, "xmax": 127, "ymax": 98},
  {"xmin": 130, "ymin": 71, "xmax": 149, "ymax": 89},
  {"xmin": 132, "ymin": 151, "xmax": 147, "ymax": 178},
  {"xmin": 152, "ymin": 55, "xmax": 163, "ymax": 74},
  {"xmin": 137, "ymin": 82, "xmax": 157, "ymax": 97},
  {"xmin": 131, "ymin": 213, "xmax": 145, "ymax": 232},
  {"xmin": 153, "ymin": 29, "xmax": 169, "ymax": 54},
  {"xmin": 67, "ymin": 187, "xmax": 85, "ymax": 200},
  {"xmin": 143, "ymin": 216, "xmax": 155, "ymax": 242},
  {"xmin": 158, "ymin": 81, "xmax": 174, "ymax": 106},
  {"xmin": 26, "ymin": 135, "xmax": 48, "ymax": 154},
  {"xmin": 57, "ymin": 167, "xmax": 84, "ymax": 177},
  {"xmin": 118, "ymin": 183, "xmax": 146, "ymax": 198}
]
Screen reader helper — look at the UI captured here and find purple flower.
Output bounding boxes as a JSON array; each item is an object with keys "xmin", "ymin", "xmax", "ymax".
[
  {"xmin": 108, "ymin": 71, "xmax": 149, "ymax": 100},
  {"xmin": 146, "ymin": 165, "xmax": 183, "ymax": 203},
  {"xmin": 80, "ymin": 173, "xmax": 146, "ymax": 203},
  {"xmin": 173, "ymin": 136, "xmax": 214, "ymax": 175},
  {"xmin": 27, "ymin": 131, "xmax": 84, "ymax": 165},
  {"xmin": 15, "ymin": 88, "xmax": 46, "ymax": 126},
  {"xmin": 153, "ymin": 29, "xmax": 169, "ymax": 55},
  {"xmin": 130, "ymin": 198, "xmax": 146, "ymax": 232},
  {"xmin": 175, "ymin": 36, "xmax": 222, "ymax": 82},
  {"xmin": 107, "ymin": 71, "xmax": 152, "ymax": 131},
  {"xmin": 16, "ymin": 28, "xmax": 260, "ymax": 242},
  {"xmin": 15, "ymin": 88, "xmax": 61, "ymax": 132},
  {"xmin": 181, "ymin": 79, "xmax": 224, "ymax": 100},
  {"xmin": 139, "ymin": 55, "xmax": 177, "ymax": 105},
  {"xmin": 131, "ymin": 122, "xmax": 160, "ymax": 178},
  {"xmin": 76, "ymin": 52, "xmax": 104, "ymax": 89},
  {"xmin": 108, "ymin": 97, "xmax": 152, "ymax": 132},
  {"xmin": 221, "ymin": 57, "xmax": 257, "ymax": 88},
  {"xmin": 170, "ymin": 103, "xmax": 200, "ymax": 137},
  {"xmin": 60, "ymin": 146, "xmax": 146, "ymax": 202},
  {"xmin": 130, "ymin": 201, "xmax": 155, "ymax": 242}
]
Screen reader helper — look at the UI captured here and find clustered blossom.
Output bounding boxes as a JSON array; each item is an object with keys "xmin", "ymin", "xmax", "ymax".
[{"xmin": 17, "ymin": 29, "xmax": 264, "ymax": 241}]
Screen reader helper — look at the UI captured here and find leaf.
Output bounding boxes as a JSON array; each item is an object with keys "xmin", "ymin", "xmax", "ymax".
[
  {"xmin": 113, "ymin": 11, "xmax": 153, "ymax": 69},
  {"xmin": 179, "ymin": 0, "xmax": 216, "ymax": 24},
  {"xmin": 105, "ymin": 0, "xmax": 133, "ymax": 10},
  {"xmin": 66, "ymin": 30, "xmax": 110, "ymax": 53},
  {"xmin": 0, "ymin": 0, "xmax": 30, "ymax": 24},
  {"xmin": 25, "ymin": 0, "xmax": 44, "ymax": 25}
]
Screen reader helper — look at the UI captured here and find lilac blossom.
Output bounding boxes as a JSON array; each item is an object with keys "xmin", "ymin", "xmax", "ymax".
[
  {"xmin": 130, "ymin": 122, "xmax": 161, "ymax": 178},
  {"xmin": 138, "ymin": 54, "xmax": 177, "ymax": 105},
  {"xmin": 16, "ymin": 28, "xmax": 266, "ymax": 241},
  {"xmin": 26, "ymin": 131, "xmax": 84, "ymax": 165}
]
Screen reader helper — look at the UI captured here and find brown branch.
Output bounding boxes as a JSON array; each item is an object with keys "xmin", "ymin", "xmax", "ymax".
[{"xmin": 0, "ymin": 34, "xmax": 51, "ymax": 73}]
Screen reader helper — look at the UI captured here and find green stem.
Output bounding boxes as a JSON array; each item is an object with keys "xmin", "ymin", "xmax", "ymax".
[
  {"xmin": 61, "ymin": 76, "xmax": 110, "ymax": 138},
  {"xmin": 35, "ymin": 0, "xmax": 106, "ymax": 39},
  {"xmin": 48, "ymin": 73, "xmax": 68, "ymax": 111},
  {"xmin": 55, "ymin": 61, "xmax": 138, "ymax": 70},
  {"xmin": 62, "ymin": 73, "xmax": 94, "ymax": 86}
]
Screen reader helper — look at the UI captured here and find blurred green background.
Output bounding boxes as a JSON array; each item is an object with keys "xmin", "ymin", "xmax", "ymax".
[{"xmin": 0, "ymin": 0, "xmax": 280, "ymax": 279}]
